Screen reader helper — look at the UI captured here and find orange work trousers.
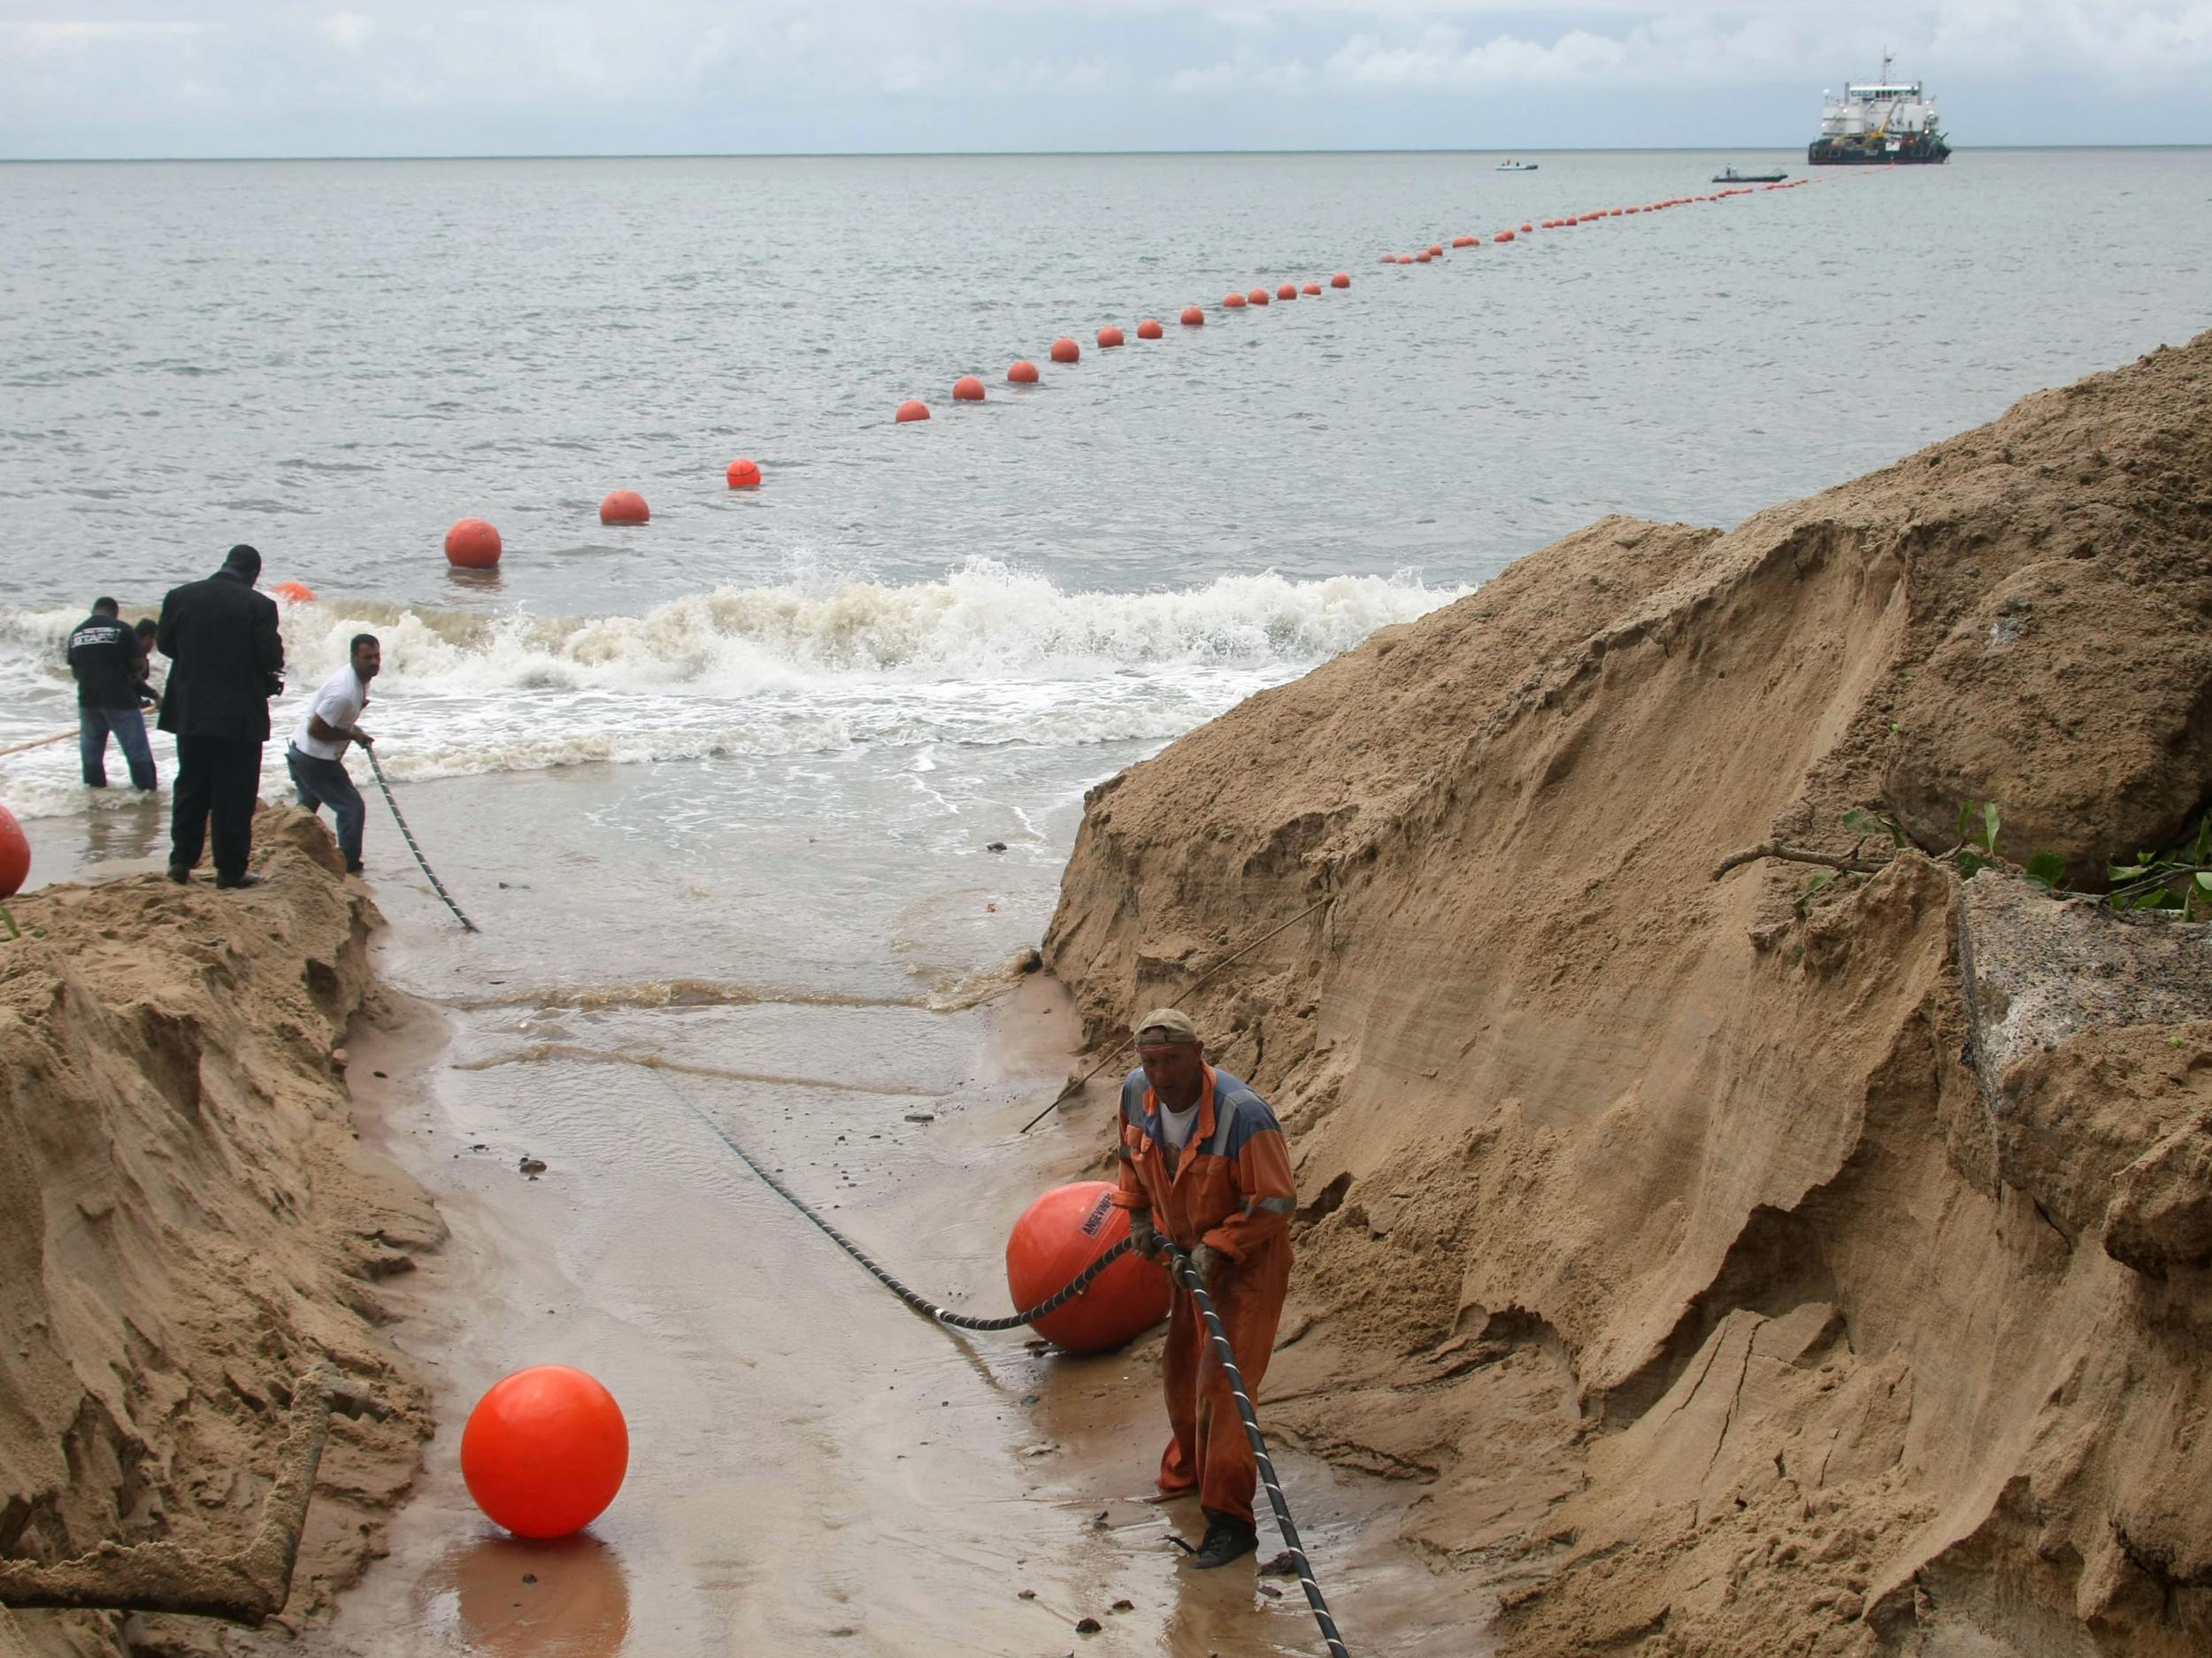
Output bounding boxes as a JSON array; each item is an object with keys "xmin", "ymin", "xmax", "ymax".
[{"xmin": 1156, "ymin": 1238, "xmax": 1292, "ymax": 1524}]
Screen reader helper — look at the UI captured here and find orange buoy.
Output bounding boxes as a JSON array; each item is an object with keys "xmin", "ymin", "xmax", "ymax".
[
  {"xmin": 1494, "ymin": 230, "xmax": 1515, "ymax": 242},
  {"xmin": 895, "ymin": 399, "xmax": 931, "ymax": 423},
  {"xmin": 270, "ymin": 580, "xmax": 316, "ymax": 605},
  {"xmin": 1395, "ymin": 254, "xmax": 1414, "ymax": 265},
  {"xmin": 1379, "ymin": 254, "xmax": 1394, "ymax": 264},
  {"xmin": 599, "ymin": 490, "xmax": 649, "ymax": 525},
  {"xmin": 1097, "ymin": 326, "xmax": 1125, "ymax": 348},
  {"xmin": 1225, "ymin": 291, "xmax": 1246, "ymax": 308},
  {"xmin": 1136, "ymin": 318, "xmax": 1164, "ymax": 339},
  {"xmin": 1247, "ymin": 288, "xmax": 1269, "ymax": 305},
  {"xmin": 1008, "ymin": 359, "xmax": 1040, "ymax": 383},
  {"xmin": 1301, "ymin": 280, "xmax": 1320, "ymax": 296},
  {"xmin": 1427, "ymin": 244, "xmax": 1443, "ymax": 257},
  {"xmin": 1415, "ymin": 251, "xmax": 1432, "ymax": 263},
  {"xmin": 0, "ymin": 803, "xmax": 28, "ymax": 900},
  {"xmin": 1276, "ymin": 281, "xmax": 1296, "ymax": 300},
  {"xmin": 1520, "ymin": 222, "xmax": 1533, "ymax": 232},
  {"xmin": 1049, "ymin": 337, "xmax": 1080, "ymax": 364},
  {"xmin": 1451, "ymin": 235, "xmax": 1473, "ymax": 248},
  {"xmin": 1330, "ymin": 272, "xmax": 1349, "ymax": 288},
  {"xmin": 444, "ymin": 518, "xmax": 502, "ymax": 568},
  {"xmin": 726, "ymin": 457, "xmax": 763, "ymax": 488},
  {"xmin": 952, "ymin": 375, "xmax": 986, "ymax": 402},
  {"xmin": 461, "ymin": 1365, "xmax": 629, "ymax": 1539},
  {"xmin": 1005, "ymin": 1182, "xmax": 1171, "ymax": 1355},
  {"xmin": 1180, "ymin": 304, "xmax": 1205, "ymax": 326}
]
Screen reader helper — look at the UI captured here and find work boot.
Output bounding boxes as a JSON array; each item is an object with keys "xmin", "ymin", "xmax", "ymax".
[
  {"xmin": 165, "ymin": 864, "xmax": 193, "ymax": 885},
  {"xmin": 1182, "ymin": 1511, "xmax": 1257, "ymax": 1570},
  {"xmin": 214, "ymin": 872, "xmax": 266, "ymax": 890}
]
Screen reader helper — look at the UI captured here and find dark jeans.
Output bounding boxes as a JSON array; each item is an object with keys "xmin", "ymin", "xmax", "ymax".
[
  {"xmin": 287, "ymin": 747, "xmax": 365, "ymax": 869},
  {"xmin": 80, "ymin": 706, "xmax": 157, "ymax": 789},
  {"xmin": 170, "ymin": 735, "xmax": 263, "ymax": 881}
]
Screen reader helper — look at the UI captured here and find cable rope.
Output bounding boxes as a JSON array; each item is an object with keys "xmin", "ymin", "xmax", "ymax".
[
  {"xmin": 365, "ymin": 747, "xmax": 478, "ymax": 933},
  {"xmin": 642, "ymin": 1064, "xmax": 1352, "ymax": 1656}
]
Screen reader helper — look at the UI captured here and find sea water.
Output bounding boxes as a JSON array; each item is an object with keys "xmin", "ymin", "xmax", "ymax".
[{"xmin": 3, "ymin": 147, "xmax": 2208, "ymax": 980}]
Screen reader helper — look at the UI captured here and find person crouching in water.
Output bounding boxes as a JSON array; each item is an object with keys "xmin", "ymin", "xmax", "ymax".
[
  {"xmin": 1114, "ymin": 1008, "xmax": 1297, "ymax": 1570},
  {"xmin": 286, "ymin": 633, "xmax": 379, "ymax": 875}
]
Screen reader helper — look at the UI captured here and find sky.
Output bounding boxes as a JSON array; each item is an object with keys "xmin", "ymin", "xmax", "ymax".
[{"xmin": 2, "ymin": 2, "xmax": 2208, "ymax": 157}]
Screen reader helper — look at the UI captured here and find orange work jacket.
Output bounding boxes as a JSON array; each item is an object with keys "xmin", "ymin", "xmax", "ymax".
[{"xmin": 1110, "ymin": 1064, "xmax": 1296, "ymax": 1264}]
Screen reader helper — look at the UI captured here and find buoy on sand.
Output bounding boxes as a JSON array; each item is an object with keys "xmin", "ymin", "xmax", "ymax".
[
  {"xmin": 444, "ymin": 518, "xmax": 503, "ymax": 568},
  {"xmin": 952, "ymin": 375, "xmax": 986, "ymax": 402},
  {"xmin": 270, "ymin": 581, "xmax": 316, "ymax": 604},
  {"xmin": 1136, "ymin": 318, "xmax": 1164, "ymax": 339},
  {"xmin": 1180, "ymin": 305, "xmax": 1205, "ymax": 326},
  {"xmin": 599, "ymin": 490, "xmax": 649, "ymax": 526},
  {"xmin": 0, "ymin": 804, "xmax": 29, "ymax": 900},
  {"xmin": 726, "ymin": 458, "xmax": 762, "ymax": 488},
  {"xmin": 1008, "ymin": 359, "xmax": 1040, "ymax": 384},
  {"xmin": 461, "ymin": 1365, "xmax": 629, "ymax": 1539},
  {"xmin": 895, "ymin": 399, "xmax": 931, "ymax": 423},
  {"xmin": 1049, "ymin": 337, "xmax": 1080, "ymax": 364},
  {"xmin": 1006, "ymin": 1182, "xmax": 1171, "ymax": 1354}
]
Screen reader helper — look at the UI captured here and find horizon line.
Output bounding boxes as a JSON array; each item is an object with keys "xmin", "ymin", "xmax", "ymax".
[{"xmin": 4, "ymin": 141, "xmax": 2208, "ymax": 165}]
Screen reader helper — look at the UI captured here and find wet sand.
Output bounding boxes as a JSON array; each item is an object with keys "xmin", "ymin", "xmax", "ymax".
[{"xmin": 245, "ymin": 895, "xmax": 1486, "ymax": 1658}]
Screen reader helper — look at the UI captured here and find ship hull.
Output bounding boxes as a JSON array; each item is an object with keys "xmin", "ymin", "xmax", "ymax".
[{"xmin": 1809, "ymin": 135, "xmax": 1950, "ymax": 165}]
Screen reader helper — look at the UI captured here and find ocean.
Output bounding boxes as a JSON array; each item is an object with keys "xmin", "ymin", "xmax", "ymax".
[{"xmin": 3, "ymin": 147, "xmax": 2208, "ymax": 1655}]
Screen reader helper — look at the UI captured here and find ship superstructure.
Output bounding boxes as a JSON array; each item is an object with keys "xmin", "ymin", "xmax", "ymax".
[{"xmin": 1809, "ymin": 53, "xmax": 1949, "ymax": 165}]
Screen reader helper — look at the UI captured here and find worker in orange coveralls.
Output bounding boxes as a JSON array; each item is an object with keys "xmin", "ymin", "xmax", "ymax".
[{"xmin": 1113, "ymin": 1007, "xmax": 1297, "ymax": 1570}]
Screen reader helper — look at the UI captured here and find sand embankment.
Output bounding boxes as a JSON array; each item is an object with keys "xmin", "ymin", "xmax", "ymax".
[
  {"xmin": 1045, "ymin": 331, "xmax": 2212, "ymax": 1654},
  {"xmin": 0, "ymin": 813, "xmax": 438, "ymax": 1657}
]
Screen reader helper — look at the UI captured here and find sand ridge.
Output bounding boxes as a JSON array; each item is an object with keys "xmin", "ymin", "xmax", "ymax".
[
  {"xmin": 0, "ymin": 811, "xmax": 438, "ymax": 1658},
  {"xmin": 1044, "ymin": 331, "xmax": 2212, "ymax": 1654}
]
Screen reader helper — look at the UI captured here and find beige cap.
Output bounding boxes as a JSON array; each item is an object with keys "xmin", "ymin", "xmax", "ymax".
[{"xmin": 1133, "ymin": 1007, "xmax": 1201, "ymax": 1046}]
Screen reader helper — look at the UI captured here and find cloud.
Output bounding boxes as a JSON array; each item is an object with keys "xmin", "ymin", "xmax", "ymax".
[{"xmin": 320, "ymin": 12, "xmax": 373, "ymax": 50}]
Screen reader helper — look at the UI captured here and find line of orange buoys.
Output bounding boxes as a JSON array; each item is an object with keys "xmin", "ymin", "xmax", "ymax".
[{"xmin": 433, "ymin": 179, "xmax": 1820, "ymax": 567}]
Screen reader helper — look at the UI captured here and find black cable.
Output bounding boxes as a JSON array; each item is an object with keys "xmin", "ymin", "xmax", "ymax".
[
  {"xmin": 644, "ymin": 1064, "xmax": 1354, "ymax": 1654},
  {"xmin": 364, "ymin": 748, "xmax": 478, "ymax": 933}
]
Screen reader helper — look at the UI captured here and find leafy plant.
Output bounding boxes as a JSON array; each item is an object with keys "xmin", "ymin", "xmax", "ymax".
[{"xmin": 2106, "ymin": 813, "xmax": 2212, "ymax": 920}]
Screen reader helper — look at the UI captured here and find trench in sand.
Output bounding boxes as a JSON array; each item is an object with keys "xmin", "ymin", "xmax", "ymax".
[{"xmin": 224, "ymin": 869, "xmax": 1493, "ymax": 1658}]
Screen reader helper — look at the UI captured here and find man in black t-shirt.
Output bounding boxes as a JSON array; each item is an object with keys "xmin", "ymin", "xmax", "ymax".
[{"xmin": 65, "ymin": 596, "xmax": 157, "ymax": 790}]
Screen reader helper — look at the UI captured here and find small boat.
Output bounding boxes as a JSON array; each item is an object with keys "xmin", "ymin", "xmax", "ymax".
[
  {"xmin": 1713, "ymin": 166, "xmax": 1788, "ymax": 183},
  {"xmin": 1495, "ymin": 159, "xmax": 1539, "ymax": 173}
]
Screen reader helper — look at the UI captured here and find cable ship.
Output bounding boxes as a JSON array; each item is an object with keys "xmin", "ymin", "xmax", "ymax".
[{"xmin": 1809, "ymin": 54, "xmax": 1949, "ymax": 165}]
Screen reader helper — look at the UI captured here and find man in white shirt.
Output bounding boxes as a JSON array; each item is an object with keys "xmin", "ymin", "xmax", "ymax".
[{"xmin": 285, "ymin": 633, "xmax": 380, "ymax": 874}]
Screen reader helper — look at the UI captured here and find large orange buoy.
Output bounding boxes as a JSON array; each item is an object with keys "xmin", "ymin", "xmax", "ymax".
[
  {"xmin": 1451, "ymin": 235, "xmax": 1473, "ymax": 248},
  {"xmin": 952, "ymin": 375, "xmax": 986, "ymax": 402},
  {"xmin": 1179, "ymin": 305, "xmax": 1205, "ymax": 326},
  {"xmin": 1247, "ymin": 288, "xmax": 1269, "ymax": 305},
  {"xmin": 1049, "ymin": 337, "xmax": 1080, "ymax": 364},
  {"xmin": 461, "ymin": 1365, "xmax": 629, "ymax": 1539},
  {"xmin": 1005, "ymin": 1182, "xmax": 1171, "ymax": 1355},
  {"xmin": 270, "ymin": 580, "xmax": 316, "ymax": 605},
  {"xmin": 1276, "ymin": 281, "xmax": 1296, "ymax": 300},
  {"xmin": 895, "ymin": 399, "xmax": 931, "ymax": 423},
  {"xmin": 445, "ymin": 518, "xmax": 503, "ymax": 568},
  {"xmin": 1520, "ymin": 222, "xmax": 1533, "ymax": 233},
  {"xmin": 726, "ymin": 457, "xmax": 762, "ymax": 488},
  {"xmin": 1008, "ymin": 359, "xmax": 1040, "ymax": 383},
  {"xmin": 1494, "ymin": 230, "xmax": 1515, "ymax": 242},
  {"xmin": 1096, "ymin": 326, "xmax": 1125, "ymax": 348},
  {"xmin": 1224, "ymin": 291, "xmax": 1246, "ymax": 308},
  {"xmin": 1301, "ymin": 280, "xmax": 1320, "ymax": 296},
  {"xmin": 1135, "ymin": 318, "xmax": 1164, "ymax": 339},
  {"xmin": 1426, "ymin": 243, "xmax": 1443, "ymax": 257},
  {"xmin": 599, "ymin": 490, "xmax": 649, "ymax": 525},
  {"xmin": 0, "ymin": 804, "xmax": 28, "ymax": 900},
  {"xmin": 1330, "ymin": 272, "xmax": 1349, "ymax": 288},
  {"xmin": 1415, "ymin": 250, "xmax": 1432, "ymax": 263}
]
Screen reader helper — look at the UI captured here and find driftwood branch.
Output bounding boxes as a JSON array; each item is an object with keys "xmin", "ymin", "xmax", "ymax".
[
  {"xmin": 0, "ymin": 1366, "xmax": 389, "ymax": 1626},
  {"xmin": 1710, "ymin": 843, "xmax": 1893, "ymax": 881}
]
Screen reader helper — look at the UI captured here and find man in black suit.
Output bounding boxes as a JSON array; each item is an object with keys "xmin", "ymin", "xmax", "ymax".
[{"xmin": 157, "ymin": 544, "xmax": 285, "ymax": 888}]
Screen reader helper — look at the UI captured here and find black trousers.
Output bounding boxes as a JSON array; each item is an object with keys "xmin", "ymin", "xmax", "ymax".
[{"xmin": 170, "ymin": 735, "xmax": 263, "ymax": 880}]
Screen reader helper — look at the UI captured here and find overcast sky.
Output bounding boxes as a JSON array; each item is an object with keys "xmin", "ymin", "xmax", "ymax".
[{"xmin": 3, "ymin": 2, "xmax": 2208, "ymax": 158}]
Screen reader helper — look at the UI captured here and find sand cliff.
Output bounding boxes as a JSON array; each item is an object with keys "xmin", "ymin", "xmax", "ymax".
[
  {"xmin": 0, "ymin": 815, "xmax": 437, "ymax": 1657},
  {"xmin": 1045, "ymin": 332, "xmax": 2212, "ymax": 1654}
]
